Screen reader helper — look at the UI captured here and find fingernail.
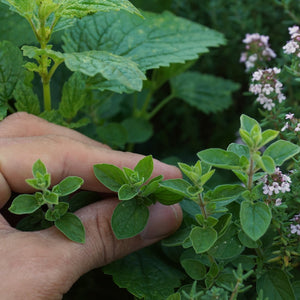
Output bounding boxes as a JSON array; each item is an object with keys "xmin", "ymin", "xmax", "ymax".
[{"xmin": 140, "ymin": 203, "xmax": 182, "ymax": 240}]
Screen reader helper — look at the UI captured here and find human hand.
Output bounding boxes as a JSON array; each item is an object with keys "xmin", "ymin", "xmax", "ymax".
[{"xmin": 0, "ymin": 113, "xmax": 182, "ymax": 299}]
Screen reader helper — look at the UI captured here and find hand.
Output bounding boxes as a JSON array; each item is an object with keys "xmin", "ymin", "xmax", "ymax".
[{"xmin": 0, "ymin": 113, "xmax": 182, "ymax": 299}]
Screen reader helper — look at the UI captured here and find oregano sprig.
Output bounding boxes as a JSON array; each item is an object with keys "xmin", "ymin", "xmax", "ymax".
[{"xmin": 9, "ymin": 159, "xmax": 85, "ymax": 243}]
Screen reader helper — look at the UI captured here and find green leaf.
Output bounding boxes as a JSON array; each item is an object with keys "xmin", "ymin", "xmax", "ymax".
[
  {"xmin": 205, "ymin": 184, "xmax": 245, "ymax": 203},
  {"xmin": 103, "ymin": 247, "xmax": 185, "ymax": 300},
  {"xmin": 43, "ymin": 191, "xmax": 59, "ymax": 205},
  {"xmin": 160, "ymin": 179, "xmax": 191, "ymax": 197},
  {"xmin": 1, "ymin": 0, "xmax": 36, "ymax": 18},
  {"xmin": 149, "ymin": 186, "xmax": 184, "ymax": 205},
  {"xmin": 260, "ymin": 155, "xmax": 276, "ymax": 174},
  {"xmin": 240, "ymin": 200, "xmax": 272, "ymax": 241},
  {"xmin": 227, "ymin": 143, "xmax": 250, "ymax": 159},
  {"xmin": 180, "ymin": 250, "xmax": 207, "ymax": 280},
  {"xmin": 45, "ymin": 202, "xmax": 69, "ymax": 221},
  {"xmin": 239, "ymin": 128, "xmax": 254, "ymax": 148},
  {"xmin": 97, "ymin": 123, "xmax": 127, "ymax": 148},
  {"xmin": 214, "ymin": 213, "xmax": 232, "ymax": 237},
  {"xmin": 63, "ymin": 10, "xmax": 225, "ymax": 70},
  {"xmin": 264, "ymin": 140, "xmax": 300, "ymax": 166},
  {"xmin": 240, "ymin": 114, "xmax": 260, "ymax": 134},
  {"xmin": 162, "ymin": 227, "xmax": 191, "ymax": 247},
  {"xmin": 118, "ymin": 184, "xmax": 139, "ymax": 200},
  {"xmin": 238, "ymin": 231, "xmax": 261, "ymax": 248},
  {"xmin": 59, "ymin": 72, "xmax": 87, "ymax": 119},
  {"xmin": 63, "ymin": 51, "xmax": 146, "ymax": 92},
  {"xmin": 122, "ymin": 118, "xmax": 153, "ymax": 143},
  {"xmin": 167, "ymin": 293, "xmax": 181, "ymax": 300},
  {"xmin": 9, "ymin": 194, "xmax": 41, "ymax": 214},
  {"xmin": 52, "ymin": 176, "xmax": 84, "ymax": 196},
  {"xmin": 258, "ymin": 129, "xmax": 279, "ymax": 148},
  {"xmin": 93, "ymin": 164, "xmax": 127, "ymax": 192},
  {"xmin": 111, "ymin": 199, "xmax": 149, "ymax": 239},
  {"xmin": 141, "ymin": 175, "xmax": 162, "ymax": 197},
  {"xmin": 190, "ymin": 226, "xmax": 218, "ymax": 254},
  {"xmin": 171, "ymin": 72, "xmax": 240, "ymax": 114},
  {"xmin": 0, "ymin": 40, "xmax": 24, "ymax": 104},
  {"xmin": 197, "ymin": 149, "xmax": 240, "ymax": 170},
  {"xmin": 55, "ymin": 212, "xmax": 85, "ymax": 243},
  {"xmin": 257, "ymin": 269, "xmax": 296, "ymax": 300},
  {"xmin": 32, "ymin": 159, "xmax": 47, "ymax": 177},
  {"xmin": 134, "ymin": 155, "xmax": 153, "ymax": 183}
]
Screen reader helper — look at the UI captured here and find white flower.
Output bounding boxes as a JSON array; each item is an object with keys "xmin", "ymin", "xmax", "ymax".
[
  {"xmin": 263, "ymin": 99, "xmax": 275, "ymax": 110},
  {"xmin": 289, "ymin": 25, "xmax": 300, "ymax": 35},
  {"xmin": 280, "ymin": 182, "xmax": 291, "ymax": 193},
  {"xmin": 281, "ymin": 122, "xmax": 289, "ymax": 132},
  {"xmin": 249, "ymin": 84, "xmax": 262, "ymax": 94},
  {"xmin": 290, "ymin": 224, "xmax": 300, "ymax": 235},
  {"xmin": 275, "ymin": 198, "xmax": 282, "ymax": 206},
  {"xmin": 285, "ymin": 113, "xmax": 294, "ymax": 120},
  {"xmin": 262, "ymin": 84, "xmax": 274, "ymax": 95},
  {"xmin": 273, "ymin": 67, "xmax": 281, "ymax": 74},
  {"xmin": 295, "ymin": 123, "xmax": 300, "ymax": 132},
  {"xmin": 277, "ymin": 93, "xmax": 286, "ymax": 103},
  {"xmin": 252, "ymin": 70, "xmax": 263, "ymax": 81},
  {"xmin": 283, "ymin": 41, "xmax": 299, "ymax": 54}
]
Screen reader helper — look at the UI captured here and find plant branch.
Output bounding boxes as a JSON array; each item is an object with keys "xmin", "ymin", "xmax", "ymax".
[{"xmin": 146, "ymin": 94, "xmax": 174, "ymax": 120}]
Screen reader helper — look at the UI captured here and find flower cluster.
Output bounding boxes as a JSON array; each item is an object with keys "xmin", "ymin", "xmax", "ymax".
[
  {"xmin": 290, "ymin": 213, "xmax": 300, "ymax": 236},
  {"xmin": 283, "ymin": 26, "xmax": 300, "ymax": 57},
  {"xmin": 249, "ymin": 68, "xmax": 286, "ymax": 110},
  {"xmin": 262, "ymin": 167, "xmax": 291, "ymax": 199},
  {"xmin": 240, "ymin": 33, "xmax": 276, "ymax": 71},
  {"xmin": 281, "ymin": 113, "xmax": 300, "ymax": 133}
]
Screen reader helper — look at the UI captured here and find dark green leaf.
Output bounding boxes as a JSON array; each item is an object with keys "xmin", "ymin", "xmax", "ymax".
[
  {"xmin": 150, "ymin": 186, "xmax": 184, "ymax": 205},
  {"xmin": 214, "ymin": 213, "xmax": 232, "ymax": 237},
  {"xmin": 238, "ymin": 231, "xmax": 261, "ymax": 248},
  {"xmin": 111, "ymin": 199, "xmax": 149, "ymax": 239},
  {"xmin": 134, "ymin": 155, "xmax": 153, "ymax": 183},
  {"xmin": 55, "ymin": 212, "xmax": 85, "ymax": 243},
  {"xmin": 205, "ymin": 184, "xmax": 245, "ymax": 204},
  {"xmin": 160, "ymin": 179, "xmax": 191, "ymax": 197},
  {"xmin": 122, "ymin": 118, "xmax": 153, "ymax": 143},
  {"xmin": 171, "ymin": 72, "xmax": 239, "ymax": 114},
  {"xmin": 97, "ymin": 123, "xmax": 127, "ymax": 148},
  {"xmin": 162, "ymin": 227, "xmax": 191, "ymax": 247},
  {"xmin": 190, "ymin": 226, "xmax": 218, "ymax": 254},
  {"xmin": 9, "ymin": 194, "xmax": 41, "ymax": 214},
  {"xmin": 240, "ymin": 200, "xmax": 271, "ymax": 241},
  {"xmin": 52, "ymin": 176, "xmax": 84, "ymax": 196},
  {"xmin": 45, "ymin": 202, "xmax": 69, "ymax": 222},
  {"xmin": 180, "ymin": 250, "xmax": 207, "ymax": 280},
  {"xmin": 93, "ymin": 164, "xmax": 127, "ymax": 192}
]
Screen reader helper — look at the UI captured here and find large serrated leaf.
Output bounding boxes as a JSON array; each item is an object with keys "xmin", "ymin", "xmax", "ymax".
[
  {"xmin": 62, "ymin": 10, "xmax": 225, "ymax": 73},
  {"xmin": 171, "ymin": 72, "xmax": 240, "ymax": 114}
]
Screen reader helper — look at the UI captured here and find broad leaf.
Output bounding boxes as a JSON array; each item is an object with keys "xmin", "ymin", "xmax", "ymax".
[
  {"xmin": 240, "ymin": 200, "xmax": 271, "ymax": 241},
  {"xmin": 264, "ymin": 140, "xmax": 300, "ymax": 166},
  {"xmin": 205, "ymin": 184, "xmax": 245, "ymax": 204},
  {"xmin": 240, "ymin": 114, "xmax": 260, "ymax": 134},
  {"xmin": 162, "ymin": 227, "xmax": 191, "ymax": 247},
  {"xmin": 160, "ymin": 179, "xmax": 191, "ymax": 197},
  {"xmin": 97, "ymin": 123, "xmax": 127, "ymax": 148},
  {"xmin": 9, "ymin": 194, "xmax": 41, "ymax": 214},
  {"xmin": 118, "ymin": 184, "xmax": 139, "ymax": 200},
  {"xmin": 111, "ymin": 199, "xmax": 149, "ymax": 239},
  {"xmin": 180, "ymin": 250, "xmax": 207, "ymax": 280},
  {"xmin": 258, "ymin": 129, "xmax": 279, "ymax": 148},
  {"xmin": 52, "ymin": 176, "xmax": 84, "ymax": 196},
  {"xmin": 93, "ymin": 164, "xmax": 127, "ymax": 192},
  {"xmin": 103, "ymin": 247, "xmax": 185, "ymax": 300},
  {"xmin": 171, "ymin": 72, "xmax": 239, "ymax": 114},
  {"xmin": 1, "ymin": 0, "xmax": 35, "ymax": 17},
  {"xmin": 55, "ymin": 212, "xmax": 85, "ymax": 243},
  {"xmin": 190, "ymin": 226, "xmax": 218, "ymax": 254},
  {"xmin": 227, "ymin": 143, "xmax": 250, "ymax": 159},
  {"xmin": 134, "ymin": 155, "xmax": 153, "ymax": 183},
  {"xmin": 62, "ymin": 10, "xmax": 225, "ymax": 72}
]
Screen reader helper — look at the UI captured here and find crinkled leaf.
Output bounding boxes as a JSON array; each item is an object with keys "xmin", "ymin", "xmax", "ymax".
[
  {"xmin": 1, "ymin": 0, "xmax": 35, "ymax": 17},
  {"xmin": 240, "ymin": 200, "xmax": 272, "ymax": 241},
  {"xmin": 190, "ymin": 226, "xmax": 218, "ymax": 254},
  {"xmin": 93, "ymin": 164, "xmax": 127, "ymax": 192},
  {"xmin": 134, "ymin": 155, "xmax": 153, "ymax": 183},
  {"xmin": 171, "ymin": 72, "xmax": 239, "ymax": 114},
  {"xmin": 9, "ymin": 194, "xmax": 41, "ymax": 214},
  {"xmin": 55, "ymin": 212, "xmax": 85, "ymax": 243},
  {"xmin": 264, "ymin": 140, "xmax": 300, "ymax": 166},
  {"xmin": 111, "ymin": 199, "xmax": 149, "ymax": 239},
  {"xmin": 52, "ymin": 176, "xmax": 84, "ymax": 196},
  {"xmin": 64, "ymin": 51, "xmax": 145, "ymax": 92},
  {"xmin": 62, "ymin": 10, "xmax": 225, "ymax": 72},
  {"xmin": 103, "ymin": 247, "xmax": 185, "ymax": 300}
]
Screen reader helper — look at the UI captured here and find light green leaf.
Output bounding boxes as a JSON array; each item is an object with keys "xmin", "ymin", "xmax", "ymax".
[
  {"xmin": 8, "ymin": 194, "xmax": 41, "ymax": 214},
  {"xmin": 43, "ymin": 191, "xmax": 59, "ymax": 205},
  {"xmin": 160, "ymin": 179, "xmax": 191, "ymax": 197},
  {"xmin": 64, "ymin": 51, "xmax": 146, "ymax": 92},
  {"xmin": 171, "ymin": 72, "xmax": 239, "ymax": 114},
  {"xmin": 118, "ymin": 184, "xmax": 139, "ymax": 200},
  {"xmin": 240, "ymin": 200, "xmax": 272, "ymax": 241},
  {"xmin": 197, "ymin": 148, "xmax": 241, "ymax": 170},
  {"xmin": 111, "ymin": 199, "xmax": 149, "ymax": 239},
  {"xmin": 258, "ymin": 129, "xmax": 279, "ymax": 148},
  {"xmin": 260, "ymin": 155, "xmax": 276, "ymax": 174},
  {"xmin": 62, "ymin": 10, "xmax": 225, "ymax": 72},
  {"xmin": 190, "ymin": 226, "xmax": 218, "ymax": 254},
  {"xmin": 1, "ymin": 0, "xmax": 35, "ymax": 17},
  {"xmin": 52, "ymin": 176, "xmax": 84, "ymax": 196},
  {"xmin": 103, "ymin": 247, "xmax": 185, "ymax": 300},
  {"xmin": 134, "ymin": 155, "xmax": 153, "ymax": 183},
  {"xmin": 257, "ymin": 269, "xmax": 296, "ymax": 300},
  {"xmin": 122, "ymin": 118, "xmax": 153, "ymax": 143},
  {"xmin": 227, "ymin": 143, "xmax": 250, "ymax": 159},
  {"xmin": 93, "ymin": 164, "xmax": 127, "ymax": 192},
  {"xmin": 59, "ymin": 72, "xmax": 87, "ymax": 119},
  {"xmin": 240, "ymin": 114, "xmax": 260, "ymax": 134},
  {"xmin": 45, "ymin": 202, "xmax": 69, "ymax": 221},
  {"xmin": 55, "ymin": 212, "xmax": 85, "ymax": 243},
  {"xmin": 32, "ymin": 159, "xmax": 47, "ymax": 177},
  {"xmin": 264, "ymin": 140, "xmax": 300, "ymax": 166}
]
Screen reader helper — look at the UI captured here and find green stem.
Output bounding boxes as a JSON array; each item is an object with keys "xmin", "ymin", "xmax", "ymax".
[
  {"xmin": 43, "ymin": 80, "xmax": 52, "ymax": 111},
  {"xmin": 147, "ymin": 94, "xmax": 175, "ymax": 120},
  {"xmin": 198, "ymin": 193, "xmax": 208, "ymax": 219},
  {"xmin": 247, "ymin": 156, "xmax": 254, "ymax": 191},
  {"xmin": 229, "ymin": 279, "xmax": 241, "ymax": 300}
]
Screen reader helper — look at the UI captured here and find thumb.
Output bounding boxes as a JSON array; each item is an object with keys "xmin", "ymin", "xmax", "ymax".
[{"xmin": 45, "ymin": 198, "xmax": 182, "ymax": 286}]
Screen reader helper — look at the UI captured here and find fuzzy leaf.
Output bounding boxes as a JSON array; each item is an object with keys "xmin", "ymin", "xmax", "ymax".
[
  {"xmin": 240, "ymin": 114, "xmax": 260, "ymax": 134},
  {"xmin": 9, "ymin": 194, "xmax": 41, "ymax": 214},
  {"xmin": 32, "ymin": 159, "xmax": 47, "ymax": 177},
  {"xmin": 171, "ymin": 72, "xmax": 239, "ymax": 114}
]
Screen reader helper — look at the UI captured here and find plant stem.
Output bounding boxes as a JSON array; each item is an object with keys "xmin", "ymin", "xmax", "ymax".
[
  {"xmin": 229, "ymin": 279, "xmax": 241, "ymax": 300},
  {"xmin": 43, "ymin": 80, "xmax": 52, "ymax": 111},
  {"xmin": 198, "ymin": 193, "xmax": 208, "ymax": 219},
  {"xmin": 247, "ymin": 156, "xmax": 254, "ymax": 191},
  {"xmin": 147, "ymin": 94, "xmax": 175, "ymax": 120}
]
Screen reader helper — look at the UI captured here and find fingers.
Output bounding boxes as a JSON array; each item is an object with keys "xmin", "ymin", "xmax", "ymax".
[{"xmin": 42, "ymin": 199, "xmax": 183, "ymax": 283}]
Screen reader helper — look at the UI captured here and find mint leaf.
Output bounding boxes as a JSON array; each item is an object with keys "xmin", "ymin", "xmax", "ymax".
[
  {"xmin": 171, "ymin": 72, "xmax": 240, "ymax": 114},
  {"xmin": 55, "ymin": 212, "xmax": 85, "ymax": 243},
  {"xmin": 9, "ymin": 194, "xmax": 41, "ymax": 214},
  {"xmin": 52, "ymin": 176, "xmax": 84, "ymax": 196},
  {"xmin": 111, "ymin": 199, "xmax": 149, "ymax": 239},
  {"xmin": 63, "ymin": 11, "xmax": 225, "ymax": 72},
  {"xmin": 64, "ymin": 51, "xmax": 146, "ymax": 92}
]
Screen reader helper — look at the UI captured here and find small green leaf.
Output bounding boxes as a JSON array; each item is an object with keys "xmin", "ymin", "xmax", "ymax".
[
  {"xmin": 264, "ymin": 140, "xmax": 300, "ymax": 166},
  {"xmin": 32, "ymin": 159, "xmax": 47, "ymax": 177},
  {"xmin": 197, "ymin": 149, "xmax": 241, "ymax": 170},
  {"xmin": 45, "ymin": 202, "xmax": 69, "ymax": 222},
  {"xmin": 43, "ymin": 191, "xmax": 59, "ymax": 205},
  {"xmin": 239, "ymin": 129, "xmax": 254, "ymax": 148},
  {"xmin": 240, "ymin": 114, "xmax": 260, "ymax": 134},
  {"xmin": 238, "ymin": 231, "xmax": 261, "ymax": 248},
  {"xmin": 55, "ymin": 213, "xmax": 85, "ymax": 243},
  {"xmin": 227, "ymin": 143, "xmax": 250, "ymax": 159},
  {"xmin": 134, "ymin": 155, "xmax": 153, "ymax": 183},
  {"xmin": 167, "ymin": 293, "xmax": 181, "ymax": 300},
  {"xmin": 240, "ymin": 200, "xmax": 272, "ymax": 241},
  {"xmin": 190, "ymin": 226, "xmax": 218, "ymax": 254},
  {"xmin": 93, "ymin": 164, "xmax": 127, "ymax": 192},
  {"xmin": 140, "ymin": 176, "xmax": 162, "ymax": 197},
  {"xmin": 160, "ymin": 179, "xmax": 191, "ymax": 197},
  {"xmin": 9, "ymin": 194, "xmax": 41, "ymax": 214},
  {"xmin": 150, "ymin": 186, "xmax": 184, "ymax": 205},
  {"xmin": 118, "ymin": 184, "xmax": 138, "ymax": 201},
  {"xmin": 111, "ymin": 199, "xmax": 149, "ymax": 239},
  {"xmin": 200, "ymin": 169, "xmax": 215, "ymax": 185},
  {"xmin": 214, "ymin": 213, "xmax": 232, "ymax": 237},
  {"xmin": 258, "ymin": 129, "xmax": 279, "ymax": 148},
  {"xmin": 205, "ymin": 184, "xmax": 245, "ymax": 204},
  {"xmin": 180, "ymin": 250, "xmax": 207, "ymax": 280},
  {"xmin": 261, "ymin": 155, "xmax": 276, "ymax": 174},
  {"xmin": 52, "ymin": 176, "xmax": 84, "ymax": 196},
  {"xmin": 162, "ymin": 227, "xmax": 191, "ymax": 247},
  {"xmin": 250, "ymin": 124, "xmax": 262, "ymax": 146}
]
